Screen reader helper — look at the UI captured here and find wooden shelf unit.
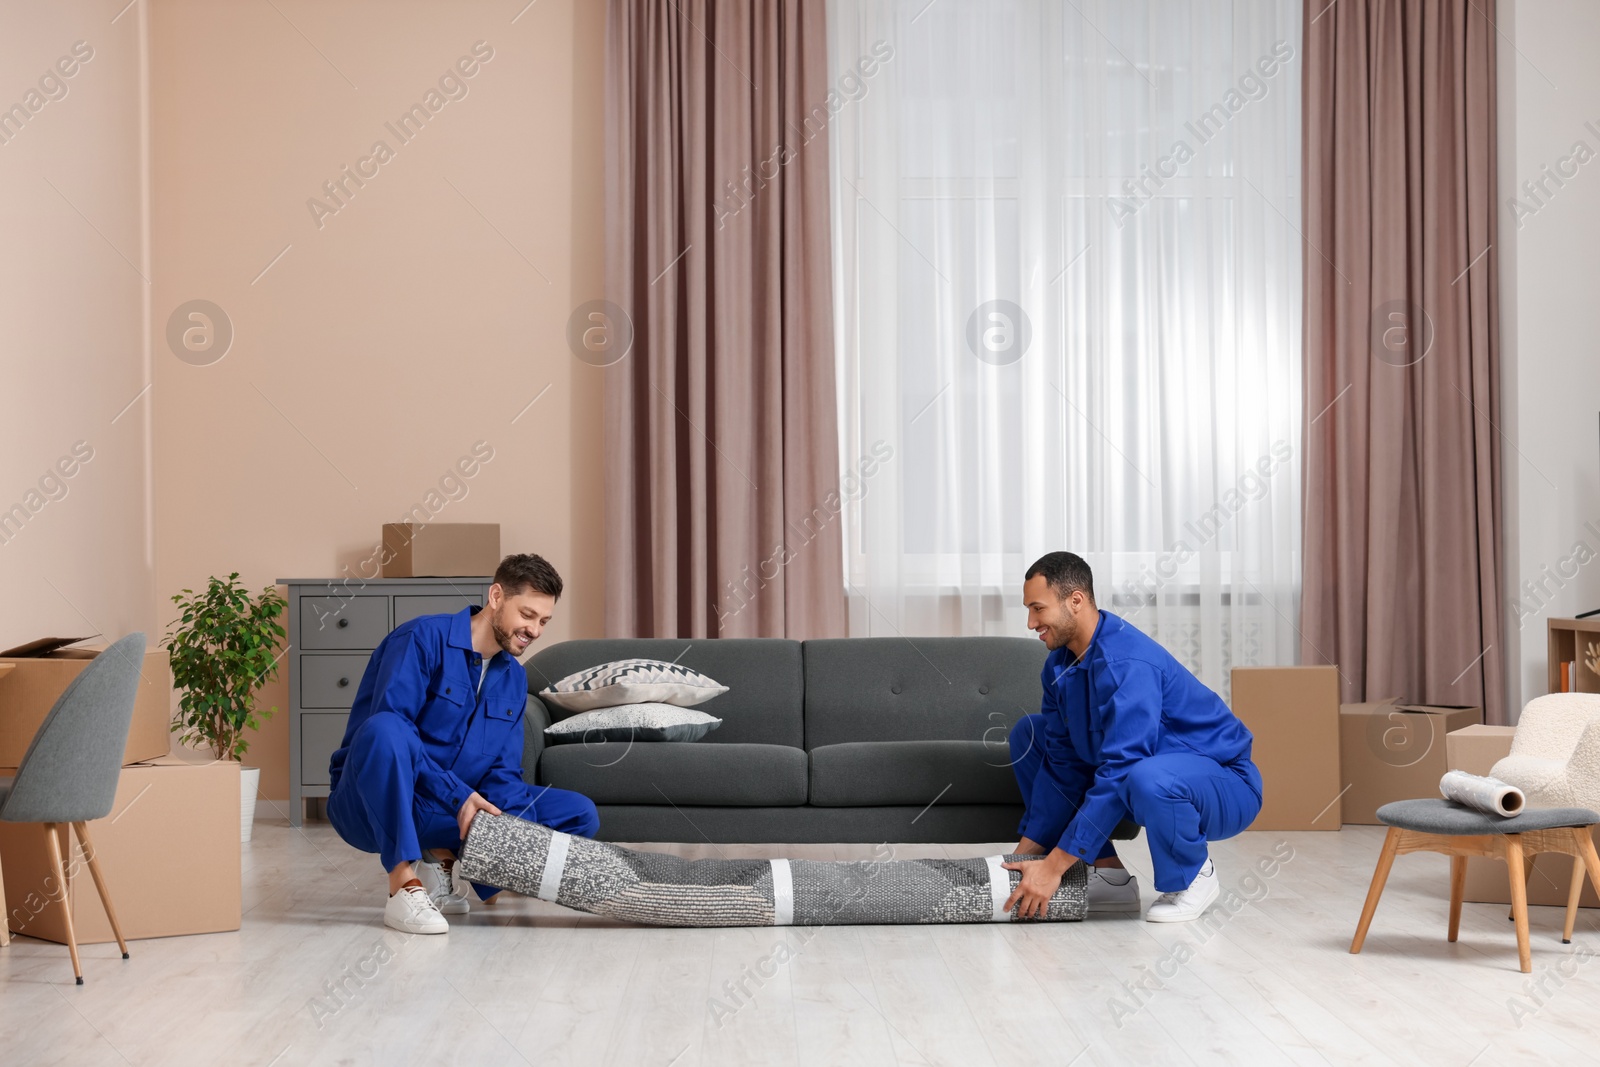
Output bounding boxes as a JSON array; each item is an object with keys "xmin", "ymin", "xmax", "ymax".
[{"xmin": 1547, "ymin": 616, "xmax": 1600, "ymax": 695}]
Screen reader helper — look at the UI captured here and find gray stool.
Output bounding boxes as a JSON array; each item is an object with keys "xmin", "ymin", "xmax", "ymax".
[{"xmin": 1350, "ymin": 798, "xmax": 1600, "ymax": 973}]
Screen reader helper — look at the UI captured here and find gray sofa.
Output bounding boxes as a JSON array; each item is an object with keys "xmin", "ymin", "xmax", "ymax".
[{"xmin": 519, "ymin": 636, "xmax": 1081, "ymax": 844}]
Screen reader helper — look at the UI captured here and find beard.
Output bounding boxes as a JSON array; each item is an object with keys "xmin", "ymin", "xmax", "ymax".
[
  {"xmin": 1040, "ymin": 613, "xmax": 1081, "ymax": 652},
  {"xmin": 489, "ymin": 609, "xmax": 525, "ymax": 655}
]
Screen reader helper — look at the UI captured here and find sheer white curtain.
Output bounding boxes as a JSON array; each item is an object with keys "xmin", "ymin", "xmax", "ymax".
[{"xmin": 827, "ymin": 0, "xmax": 1303, "ymax": 697}]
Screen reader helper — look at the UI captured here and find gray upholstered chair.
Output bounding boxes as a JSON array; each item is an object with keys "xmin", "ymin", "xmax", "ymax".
[{"xmin": 0, "ymin": 632, "xmax": 146, "ymax": 984}]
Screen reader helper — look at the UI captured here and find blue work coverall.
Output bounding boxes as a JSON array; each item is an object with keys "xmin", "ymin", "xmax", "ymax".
[
  {"xmin": 1009, "ymin": 610, "xmax": 1263, "ymax": 891},
  {"xmin": 327, "ymin": 607, "xmax": 598, "ymax": 894}
]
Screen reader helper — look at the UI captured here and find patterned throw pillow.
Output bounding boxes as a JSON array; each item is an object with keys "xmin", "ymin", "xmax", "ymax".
[
  {"xmin": 543, "ymin": 703, "xmax": 722, "ymax": 744},
  {"xmin": 540, "ymin": 658, "xmax": 728, "ymax": 712}
]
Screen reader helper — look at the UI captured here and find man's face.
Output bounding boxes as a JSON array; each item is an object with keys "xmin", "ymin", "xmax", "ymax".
[
  {"xmin": 487, "ymin": 586, "xmax": 556, "ymax": 656},
  {"xmin": 1023, "ymin": 575, "xmax": 1084, "ymax": 652}
]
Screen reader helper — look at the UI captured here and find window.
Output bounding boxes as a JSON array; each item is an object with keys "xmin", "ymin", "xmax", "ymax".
[{"xmin": 828, "ymin": 0, "xmax": 1304, "ymax": 695}]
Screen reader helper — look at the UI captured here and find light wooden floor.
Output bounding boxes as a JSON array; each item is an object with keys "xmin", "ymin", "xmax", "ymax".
[{"xmin": 3, "ymin": 817, "xmax": 1599, "ymax": 1066}]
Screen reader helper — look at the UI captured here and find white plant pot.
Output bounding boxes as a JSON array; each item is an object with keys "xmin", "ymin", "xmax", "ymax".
[{"xmin": 240, "ymin": 766, "xmax": 261, "ymax": 842}]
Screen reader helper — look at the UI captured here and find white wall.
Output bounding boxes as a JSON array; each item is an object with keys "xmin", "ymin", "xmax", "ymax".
[{"xmin": 1498, "ymin": 0, "xmax": 1600, "ymax": 716}]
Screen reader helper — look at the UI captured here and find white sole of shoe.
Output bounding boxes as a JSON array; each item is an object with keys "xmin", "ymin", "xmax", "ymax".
[
  {"xmin": 435, "ymin": 898, "xmax": 470, "ymax": 916},
  {"xmin": 384, "ymin": 914, "xmax": 448, "ymax": 934},
  {"xmin": 1144, "ymin": 880, "xmax": 1220, "ymax": 923}
]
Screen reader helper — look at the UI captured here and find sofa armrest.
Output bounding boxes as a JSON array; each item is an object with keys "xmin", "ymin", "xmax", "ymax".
[{"xmin": 523, "ymin": 693, "xmax": 553, "ymax": 785}]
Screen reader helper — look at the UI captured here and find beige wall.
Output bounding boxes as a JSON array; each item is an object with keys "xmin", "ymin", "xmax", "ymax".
[
  {"xmin": 149, "ymin": 0, "xmax": 607, "ymax": 799},
  {"xmin": 0, "ymin": 2, "xmax": 155, "ymax": 652},
  {"xmin": 2, "ymin": 1, "xmax": 606, "ymax": 802},
  {"xmin": 0, "ymin": 4, "xmax": 156, "ymax": 652}
]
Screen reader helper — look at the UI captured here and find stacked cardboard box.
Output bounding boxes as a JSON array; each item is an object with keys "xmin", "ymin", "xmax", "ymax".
[
  {"xmin": 0, "ymin": 757, "xmax": 241, "ymax": 943},
  {"xmin": 0, "ymin": 644, "xmax": 171, "ymax": 767},
  {"xmin": 0, "ymin": 641, "xmax": 242, "ymax": 943}
]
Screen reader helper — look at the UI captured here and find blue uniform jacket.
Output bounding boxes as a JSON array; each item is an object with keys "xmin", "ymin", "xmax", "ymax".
[
  {"xmin": 328, "ymin": 606, "xmax": 530, "ymax": 816},
  {"xmin": 1039, "ymin": 610, "xmax": 1256, "ymax": 862}
]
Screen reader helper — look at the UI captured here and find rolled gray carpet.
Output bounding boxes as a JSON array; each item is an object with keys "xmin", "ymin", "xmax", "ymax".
[{"xmin": 457, "ymin": 813, "xmax": 1087, "ymax": 926}]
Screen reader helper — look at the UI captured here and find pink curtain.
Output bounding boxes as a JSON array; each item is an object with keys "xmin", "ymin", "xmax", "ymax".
[
  {"xmin": 603, "ymin": 0, "xmax": 846, "ymax": 639},
  {"xmin": 1301, "ymin": 0, "xmax": 1506, "ymax": 721}
]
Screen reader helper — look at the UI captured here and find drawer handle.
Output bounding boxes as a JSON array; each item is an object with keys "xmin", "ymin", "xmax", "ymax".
[
  {"xmin": 338, "ymin": 677, "xmax": 350, "ymax": 688},
  {"xmin": 337, "ymin": 618, "xmax": 350, "ymax": 629}
]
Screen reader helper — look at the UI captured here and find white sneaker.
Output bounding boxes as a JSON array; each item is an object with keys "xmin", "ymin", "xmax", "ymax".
[
  {"xmin": 385, "ymin": 885, "xmax": 449, "ymax": 934},
  {"xmin": 1144, "ymin": 860, "xmax": 1220, "ymax": 923},
  {"xmin": 1087, "ymin": 868, "xmax": 1141, "ymax": 913},
  {"xmin": 419, "ymin": 859, "xmax": 471, "ymax": 916}
]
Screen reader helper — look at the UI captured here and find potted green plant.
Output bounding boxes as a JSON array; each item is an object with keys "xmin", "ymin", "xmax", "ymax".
[{"xmin": 162, "ymin": 574, "xmax": 287, "ymax": 842}]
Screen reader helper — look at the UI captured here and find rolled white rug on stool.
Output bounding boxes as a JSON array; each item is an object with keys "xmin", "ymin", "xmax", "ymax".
[{"xmin": 1440, "ymin": 770, "xmax": 1526, "ymax": 817}]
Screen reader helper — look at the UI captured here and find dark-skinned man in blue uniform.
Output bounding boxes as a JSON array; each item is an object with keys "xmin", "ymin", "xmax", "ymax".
[
  {"xmin": 1002, "ymin": 551, "xmax": 1263, "ymax": 923},
  {"xmin": 327, "ymin": 553, "xmax": 599, "ymax": 934}
]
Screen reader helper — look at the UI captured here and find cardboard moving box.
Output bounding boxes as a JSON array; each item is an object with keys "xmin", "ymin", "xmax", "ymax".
[
  {"xmin": 1338, "ymin": 699, "xmax": 1483, "ymax": 824},
  {"xmin": 0, "ymin": 645, "xmax": 171, "ymax": 768},
  {"xmin": 1445, "ymin": 724, "xmax": 1600, "ymax": 909},
  {"xmin": 381, "ymin": 522, "xmax": 500, "ymax": 578},
  {"xmin": 1230, "ymin": 666, "xmax": 1342, "ymax": 830},
  {"xmin": 0, "ymin": 757, "xmax": 240, "ymax": 944},
  {"xmin": 1446, "ymin": 724, "xmax": 1518, "ymax": 777}
]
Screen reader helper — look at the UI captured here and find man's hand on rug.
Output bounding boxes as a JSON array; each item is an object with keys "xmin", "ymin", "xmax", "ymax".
[
  {"xmin": 457, "ymin": 791, "xmax": 502, "ymax": 840},
  {"xmin": 1002, "ymin": 849, "xmax": 1077, "ymax": 919}
]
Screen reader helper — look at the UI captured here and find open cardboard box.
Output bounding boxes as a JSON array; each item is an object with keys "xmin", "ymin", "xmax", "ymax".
[
  {"xmin": 1338, "ymin": 699, "xmax": 1483, "ymax": 823},
  {"xmin": 0, "ymin": 639, "xmax": 172, "ymax": 767},
  {"xmin": 0, "ymin": 757, "xmax": 240, "ymax": 944}
]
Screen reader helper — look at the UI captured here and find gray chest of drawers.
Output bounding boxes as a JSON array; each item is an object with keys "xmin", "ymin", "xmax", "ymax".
[{"xmin": 279, "ymin": 576, "xmax": 492, "ymax": 826}]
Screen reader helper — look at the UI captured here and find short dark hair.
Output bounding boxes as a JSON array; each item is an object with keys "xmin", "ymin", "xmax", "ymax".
[
  {"xmin": 494, "ymin": 553, "xmax": 563, "ymax": 600},
  {"xmin": 1025, "ymin": 551, "xmax": 1095, "ymax": 603}
]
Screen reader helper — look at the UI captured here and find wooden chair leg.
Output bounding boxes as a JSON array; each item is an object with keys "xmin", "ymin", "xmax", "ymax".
[
  {"xmin": 1569, "ymin": 826, "xmax": 1600, "ymax": 946},
  {"xmin": 42, "ymin": 823, "xmax": 83, "ymax": 985},
  {"xmin": 1351, "ymin": 827, "xmax": 1402, "ymax": 954},
  {"xmin": 1505, "ymin": 836, "xmax": 1533, "ymax": 974},
  {"xmin": 1508, "ymin": 853, "xmax": 1536, "ymax": 921},
  {"xmin": 72, "ymin": 823, "xmax": 128, "ymax": 961},
  {"xmin": 1448, "ymin": 855, "xmax": 1468, "ymax": 943},
  {"xmin": 1563, "ymin": 854, "xmax": 1585, "ymax": 944}
]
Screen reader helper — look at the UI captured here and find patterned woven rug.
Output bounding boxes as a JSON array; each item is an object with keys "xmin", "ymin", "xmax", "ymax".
[{"xmin": 457, "ymin": 813, "xmax": 1088, "ymax": 926}]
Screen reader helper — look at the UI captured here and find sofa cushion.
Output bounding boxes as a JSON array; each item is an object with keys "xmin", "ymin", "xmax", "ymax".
[
  {"xmin": 525, "ymin": 639, "xmax": 803, "ymax": 747},
  {"xmin": 540, "ymin": 742, "xmax": 808, "ymax": 806},
  {"xmin": 540, "ymin": 658, "xmax": 728, "ymax": 712},
  {"xmin": 802, "ymin": 637, "xmax": 1047, "ymax": 748},
  {"xmin": 808, "ymin": 741, "xmax": 1023, "ymax": 807},
  {"xmin": 544, "ymin": 703, "xmax": 722, "ymax": 744}
]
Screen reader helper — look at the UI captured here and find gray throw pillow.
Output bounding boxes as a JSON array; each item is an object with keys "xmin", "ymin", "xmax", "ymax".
[
  {"xmin": 540, "ymin": 658, "xmax": 728, "ymax": 712},
  {"xmin": 544, "ymin": 703, "xmax": 723, "ymax": 745}
]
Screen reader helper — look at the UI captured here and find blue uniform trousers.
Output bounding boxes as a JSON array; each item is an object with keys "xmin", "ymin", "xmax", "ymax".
[
  {"xmin": 327, "ymin": 711, "xmax": 599, "ymax": 898},
  {"xmin": 1009, "ymin": 713, "xmax": 1262, "ymax": 891}
]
